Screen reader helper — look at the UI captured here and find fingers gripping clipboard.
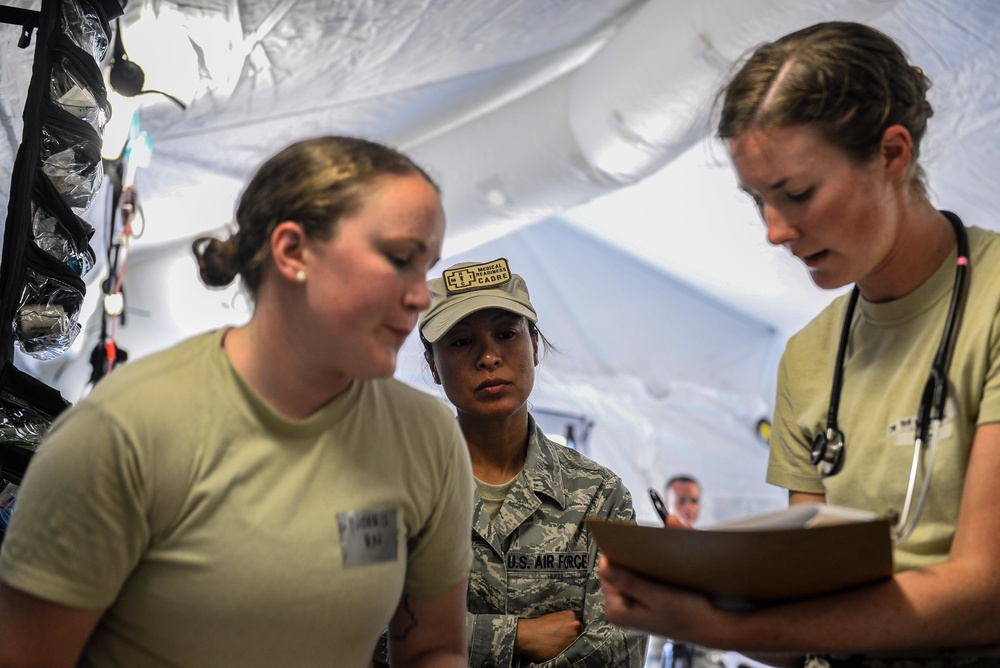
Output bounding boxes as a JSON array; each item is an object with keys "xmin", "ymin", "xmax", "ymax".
[{"xmin": 588, "ymin": 503, "xmax": 893, "ymax": 610}]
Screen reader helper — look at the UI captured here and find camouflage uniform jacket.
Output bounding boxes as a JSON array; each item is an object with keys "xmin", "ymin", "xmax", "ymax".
[{"xmin": 466, "ymin": 414, "xmax": 647, "ymax": 667}]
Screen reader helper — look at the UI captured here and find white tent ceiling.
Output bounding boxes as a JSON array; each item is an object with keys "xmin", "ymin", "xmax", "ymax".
[{"xmin": 1, "ymin": 0, "xmax": 997, "ymax": 523}]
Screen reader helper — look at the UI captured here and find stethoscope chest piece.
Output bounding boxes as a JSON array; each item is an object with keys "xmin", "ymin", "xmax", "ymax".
[{"xmin": 810, "ymin": 427, "xmax": 845, "ymax": 477}]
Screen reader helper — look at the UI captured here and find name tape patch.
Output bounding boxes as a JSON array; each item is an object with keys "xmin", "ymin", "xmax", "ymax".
[
  {"xmin": 443, "ymin": 258, "xmax": 511, "ymax": 294},
  {"xmin": 337, "ymin": 508, "xmax": 398, "ymax": 567},
  {"xmin": 887, "ymin": 405, "xmax": 956, "ymax": 446},
  {"xmin": 506, "ymin": 551, "xmax": 589, "ymax": 573}
]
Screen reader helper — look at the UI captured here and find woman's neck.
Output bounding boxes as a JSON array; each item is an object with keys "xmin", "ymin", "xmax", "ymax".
[
  {"xmin": 224, "ymin": 316, "xmax": 351, "ymax": 420},
  {"xmin": 459, "ymin": 410, "xmax": 530, "ymax": 484},
  {"xmin": 858, "ymin": 200, "xmax": 957, "ymax": 303}
]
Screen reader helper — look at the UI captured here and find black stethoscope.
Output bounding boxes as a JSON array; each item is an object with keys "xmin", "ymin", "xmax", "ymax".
[{"xmin": 809, "ymin": 211, "xmax": 970, "ymax": 544}]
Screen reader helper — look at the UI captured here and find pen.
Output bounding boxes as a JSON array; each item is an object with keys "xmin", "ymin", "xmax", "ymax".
[{"xmin": 648, "ymin": 488, "xmax": 670, "ymax": 526}]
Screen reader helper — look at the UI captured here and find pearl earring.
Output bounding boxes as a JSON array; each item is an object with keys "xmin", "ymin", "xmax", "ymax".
[{"xmin": 295, "ymin": 269, "xmax": 306, "ymax": 284}]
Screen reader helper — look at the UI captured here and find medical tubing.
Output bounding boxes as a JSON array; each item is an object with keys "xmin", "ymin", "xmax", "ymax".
[{"xmin": 894, "ymin": 423, "xmax": 940, "ymax": 545}]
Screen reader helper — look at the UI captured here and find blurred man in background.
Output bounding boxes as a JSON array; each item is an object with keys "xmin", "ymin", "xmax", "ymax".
[
  {"xmin": 646, "ymin": 474, "xmax": 726, "ymax": 668},
  {"xmin": 665, "ymin": 475, "xmax": 701, "ymax": 527}
]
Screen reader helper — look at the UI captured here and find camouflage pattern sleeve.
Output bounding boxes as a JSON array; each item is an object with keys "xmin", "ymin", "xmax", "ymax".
[{"xmin": 467, "ymin": 609, "xmax": 518, "ymax": 666}]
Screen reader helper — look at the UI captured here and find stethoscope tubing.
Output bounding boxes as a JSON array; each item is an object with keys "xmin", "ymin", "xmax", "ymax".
[{"xmin": 814, "ymin": 212, "xmax": 970, "ymax": 545}]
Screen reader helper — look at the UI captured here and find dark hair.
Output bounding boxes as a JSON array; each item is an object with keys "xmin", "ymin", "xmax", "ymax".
[
  {"xmin": 666, "ymin": 475, "xmax": 700, "ymax": 490},
  {"xmin": 192, "ymin": 136, "xmax": 438, "ymax": 297},
  {"xmin": 717, "ymin": 22, "xmax": 933, "ymax": 193}
]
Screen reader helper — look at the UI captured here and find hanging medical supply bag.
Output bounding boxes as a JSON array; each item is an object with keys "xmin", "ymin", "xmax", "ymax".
[{"xmin": 0, "ymin": 0, "xmax": 124, "ymax": 543}]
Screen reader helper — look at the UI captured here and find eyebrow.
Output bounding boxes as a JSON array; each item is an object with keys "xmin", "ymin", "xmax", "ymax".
[
  {"xmin": 740, "ymin": 177, "xmax": 790, "ymax": 197},
  {"xmin": 394, "ymin": 237, "xmax": 428, "ymax": 252},
  {"xmin": 381, "ymin": 235, "xmax": 433, "ymax": 259}
]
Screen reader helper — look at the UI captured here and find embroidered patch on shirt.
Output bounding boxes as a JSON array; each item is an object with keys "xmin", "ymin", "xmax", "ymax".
[
  {"xmin": 337, "ymin": 508, "xmax": 398, "ymax": 567},
  {"xmin": 505, "ymin": 551, "xmax": 589, "ymax": 573}
]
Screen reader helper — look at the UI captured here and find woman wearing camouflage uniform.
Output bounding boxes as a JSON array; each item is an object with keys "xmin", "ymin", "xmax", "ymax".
[{"xmin": 418, "ymin": 257, "xmax": 647, "ymax": 667}]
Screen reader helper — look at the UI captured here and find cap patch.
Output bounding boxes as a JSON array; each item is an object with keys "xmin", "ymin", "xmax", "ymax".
[{"xmin": 443, "ymin": 258, "xmax": 511, "ymax": 294}]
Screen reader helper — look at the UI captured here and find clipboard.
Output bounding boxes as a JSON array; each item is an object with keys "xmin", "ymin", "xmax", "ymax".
[{"xmin": 587, "ymin": 503, "xmax": 893, "ymax": 609}]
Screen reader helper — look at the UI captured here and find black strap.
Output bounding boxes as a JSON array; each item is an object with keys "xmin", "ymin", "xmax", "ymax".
[{"xmin": 0, "ymin": 5, "xmax": 40, "ymax": 48}]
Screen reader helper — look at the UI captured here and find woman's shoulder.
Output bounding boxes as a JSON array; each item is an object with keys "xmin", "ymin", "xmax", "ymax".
[
  {"xmin": 781, "ymin": 292, "xmax": 854, "ymax": 367},
  {"xmin": 968, "ymin": 224, "xmax": 1000, "ymax": 265},
  {"xmin": 361, "ymin": 379, "xmax": 458, "ymax": 439},
  {"xmin": 535, "ymin": 426, "xmax": 625, "ymax": 487},
  {"xmin": 84, "ymin": 330, "xmax": 227, "ymax": 405}
]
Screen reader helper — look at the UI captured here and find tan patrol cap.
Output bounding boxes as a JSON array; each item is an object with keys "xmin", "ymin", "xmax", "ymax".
[{"xmin": 419, "ymin": 258, "xmax": 537, "ymax": 343}]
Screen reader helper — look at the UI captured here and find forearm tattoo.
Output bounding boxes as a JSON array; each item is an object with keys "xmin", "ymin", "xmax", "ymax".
[{"xmin": 391, "ymin": 595, "xmax": 418, "ymax": 640}]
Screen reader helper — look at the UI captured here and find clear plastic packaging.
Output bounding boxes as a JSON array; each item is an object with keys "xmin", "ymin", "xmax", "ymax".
[
  {"xmin": 50, "ymin": 54, "xmax": 109, "ymax": 133},
  {"xmin": 0, "ymin": 392, "xmax": 49, "ymax": 445},
  {"xmin": 0, "ymin": 388, "xmax": 50, "ymax": 448},
  {"xmin": 40, "ymin": 123, "xmax": 103, "ymax": 213},
  {"xmin": 0, "ymin": 362, "xmax": 70, "ymax": 459},
  {"xmin": 59, "ymin": 0, "xmax": 110, "ymax": 62},
  {"xmin": 0, "ymin": 389, "xmax": 52, "ymax": 450},
  {"xmin": 15, "ymin": 266, "xmax": 85, "ymax": 360},
  {"xmin": 31, "ymin": 202, "xmax": 95, "ymax": 276}
]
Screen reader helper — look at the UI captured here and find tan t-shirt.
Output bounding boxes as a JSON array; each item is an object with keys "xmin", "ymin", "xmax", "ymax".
[
  {"xmin": 0, "ymin": 329, "xmax": 473, "ymax": 667},
  {"xmin": 767, "ymin": 223, "xmax": 1000, "ymax": 572}
]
